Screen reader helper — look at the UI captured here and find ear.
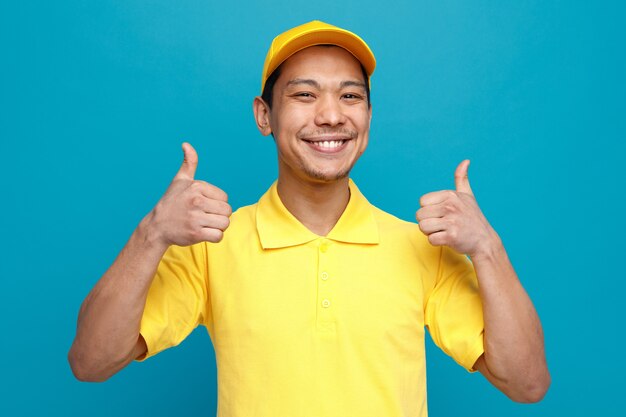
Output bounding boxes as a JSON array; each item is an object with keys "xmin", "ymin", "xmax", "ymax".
[{"xmin": 253, "ymin": 97, "xmax": 273, "ymax": 136}]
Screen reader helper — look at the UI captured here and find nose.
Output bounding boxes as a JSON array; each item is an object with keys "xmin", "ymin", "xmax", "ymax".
[{"xmin": 314, "ymin": 95, "xmax": 346, "ymax": 127}]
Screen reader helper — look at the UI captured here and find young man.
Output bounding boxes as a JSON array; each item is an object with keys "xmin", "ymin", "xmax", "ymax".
[{"xmin": 69, "ymin": 20, "xmax": 550, "ymax": 416}]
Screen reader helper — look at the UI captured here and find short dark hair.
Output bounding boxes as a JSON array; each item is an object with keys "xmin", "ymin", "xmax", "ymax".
[{"xmin": 261, "ymin": 50, "xmax": 371, "ymax": 110}]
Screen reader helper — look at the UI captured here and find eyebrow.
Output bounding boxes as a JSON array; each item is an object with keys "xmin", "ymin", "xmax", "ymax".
[
  {"xmin": 286, "ymin": 78, "xmax": 320, "ymax": 88},
  {"xmin": 339, "ymin": 80, "xmax": 367, "ymax": 90},
  {"xmin": 285, "ymin": 78, "xmax": 366, "ymax": 91}
]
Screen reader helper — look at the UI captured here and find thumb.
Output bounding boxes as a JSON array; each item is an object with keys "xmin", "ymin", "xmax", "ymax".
[
  {"xmin": 175, "ymin": 142, "xmax": 198, "ymax": 180},
  {"xmin": 454, "ymin": 159, "xmax": 474, "ymax": 195}
]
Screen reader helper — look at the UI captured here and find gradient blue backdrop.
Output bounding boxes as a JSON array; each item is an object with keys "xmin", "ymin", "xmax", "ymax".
[{"xmin": 1, "ymin": 1, "xmax": 624, "ymax": 416}]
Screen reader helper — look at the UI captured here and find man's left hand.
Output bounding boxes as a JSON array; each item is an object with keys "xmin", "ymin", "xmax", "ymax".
[{"xmin": 416, "ymin": 160, "xmax": 498, "ymax": 258}]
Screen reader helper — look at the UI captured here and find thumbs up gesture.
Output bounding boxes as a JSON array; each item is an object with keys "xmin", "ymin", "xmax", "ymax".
[
  {"xmin": 147, "ymin": 142, "xmax": 232, "ymax": 247},
  {"xmin": 416, "ymin": 160, "xmax": 497, "ymax": 258}
]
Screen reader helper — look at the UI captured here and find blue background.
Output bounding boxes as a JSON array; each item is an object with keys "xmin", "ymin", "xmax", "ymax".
[{"xmin": 1, "ymin": 1, "xmax": 624, "ymax": 416}]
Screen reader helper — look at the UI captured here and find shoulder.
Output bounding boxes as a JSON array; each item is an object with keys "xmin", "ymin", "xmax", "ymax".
[
  {"xmin": 368, "ymin": 202, "xmax": 441, "ymax": 258},
  {"xmin": 230, "ymin": 201, "xmax": 257, "ymax": 223},
  {"xmin": 370, "ymin": 204, "xmax": 417, "ymax": 231},
  {"xmin": 205, "ymin": 201, "xmax": 259, "ymax": 253},
  {"xmin": 369, "ymin": 204, "xmax": 423, "ymax": 242},
  {"xmin": 365, "ymin": 201, "xmax": 442, "ymax": 295},
  {"xmin": 221, "ymin": 201, "xmax": 258, "ymax": 236}
]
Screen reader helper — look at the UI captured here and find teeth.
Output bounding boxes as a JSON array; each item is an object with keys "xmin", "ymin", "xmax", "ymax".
[{"xmin": 313, "ymin": 140, "xmax": 345, "ymax": 148}]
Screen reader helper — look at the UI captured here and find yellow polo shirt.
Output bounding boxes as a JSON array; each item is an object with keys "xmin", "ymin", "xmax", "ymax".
[{"xmin": 137, "ymin": 179, "xmax": 485, "ymax": 417}]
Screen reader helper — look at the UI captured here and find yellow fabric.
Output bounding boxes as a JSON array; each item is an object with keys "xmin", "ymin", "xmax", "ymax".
[
  {"xmin": 137, "ymin": 179, "xmax": 484, "ymax": 417},
  {"xmin": 261, "ymin": 20, "xmax": 376, "ymax": 92}
]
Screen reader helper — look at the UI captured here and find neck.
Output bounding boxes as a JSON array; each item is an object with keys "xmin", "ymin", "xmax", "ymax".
[{"xmin": 276, "ymin": 173, "xmax": 351, "ymax": 237}]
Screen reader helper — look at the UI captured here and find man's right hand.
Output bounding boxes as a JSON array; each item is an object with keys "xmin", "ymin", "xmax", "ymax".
[{"xmin": 147, "ymin": 142, "xmax": 232, "ymax": 247}]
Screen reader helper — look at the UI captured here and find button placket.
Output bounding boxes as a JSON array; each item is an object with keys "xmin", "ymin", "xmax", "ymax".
[{"xmin": 316, "ymin": 239, "xmax": 335, "ymax": 331}]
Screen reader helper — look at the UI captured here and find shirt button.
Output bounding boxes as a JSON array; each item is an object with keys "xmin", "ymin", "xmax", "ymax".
[
  {"xmin": 322, "ymin": 299, "xmax": 331, "ymax": 308},
  {"xmin": 321, "ymin": 272, "xmax": 329, "ymax": 281},
  {"xmin": 320, "ymin": 243, "xmax": 329, "ymax": 253}
]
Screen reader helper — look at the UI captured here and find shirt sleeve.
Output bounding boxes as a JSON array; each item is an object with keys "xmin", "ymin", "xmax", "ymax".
[
  {"xmin": 424, "ymin": 246, "xmax": 485, "ymax": 372},
  {"xmin": 135, "ymin": 242, "xmax": 210, "ymax": 362}
]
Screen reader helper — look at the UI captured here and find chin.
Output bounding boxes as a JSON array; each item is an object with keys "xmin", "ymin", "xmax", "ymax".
[{"xmin": 304, "ymin": 167, "xmax": 351, "ymax": 183}]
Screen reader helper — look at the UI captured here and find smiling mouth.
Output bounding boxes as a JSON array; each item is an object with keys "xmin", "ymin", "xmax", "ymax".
[
  {"xmin": 302, "ymin": 139, "xmax": 353, "ymax": 154},
  {"xmin": 303, "ymin": 139, "xmax": 350, "ymax": 150}
]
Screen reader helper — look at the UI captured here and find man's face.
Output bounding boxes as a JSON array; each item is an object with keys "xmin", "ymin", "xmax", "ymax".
[{"xmin": 259, "ymin": 45, "xmax": 372, "ymax": 184}]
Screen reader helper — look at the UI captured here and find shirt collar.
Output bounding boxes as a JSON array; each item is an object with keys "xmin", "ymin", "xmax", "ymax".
[{"xmin": 256, "ymin": 178, "xmax": 380, "ymax": 249}]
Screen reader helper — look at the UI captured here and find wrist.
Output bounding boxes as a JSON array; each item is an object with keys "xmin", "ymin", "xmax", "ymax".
[
  {"xmin": 470, "ymin": 229, "xmax": 503, "ymax": 264},
  {"xmin": 136, "ymin": 211, "xmax": 170, "ymax": 254}
]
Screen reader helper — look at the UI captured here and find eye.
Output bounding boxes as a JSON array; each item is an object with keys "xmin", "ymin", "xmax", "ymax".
[
  {"xmin": 342, "ymin": 93, "xmax": 364, "ymax": 101},
  {"xmin": 290, "ymin": 92, "xmax": 316, "ymax": 101}
]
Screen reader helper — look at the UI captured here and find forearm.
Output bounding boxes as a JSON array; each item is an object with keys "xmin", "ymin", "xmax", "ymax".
[
  {"xmin": 471, "ymin": 232, "xmax": 550, "ymax": 401},
  {"xmin": 68, "ymin": 213, "xmax": 168, "ymax": 381}
]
